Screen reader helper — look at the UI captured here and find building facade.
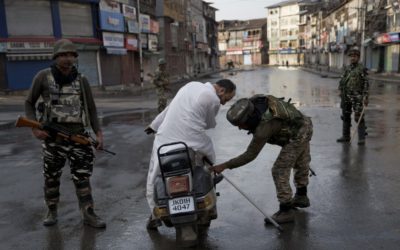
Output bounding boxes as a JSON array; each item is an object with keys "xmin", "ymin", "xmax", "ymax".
[
  {"xmin": 266, "ymin": 0, "xmax": 300, "ymax": 66},
  {"xmin": 218, "ymin": 19, "xmax": 267, "ymax": 67}
]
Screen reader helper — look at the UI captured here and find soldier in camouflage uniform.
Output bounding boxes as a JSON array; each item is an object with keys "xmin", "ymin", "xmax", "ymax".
[
  {"xmin": 211, "ymin": 94, "xmax": 313, "ymax": 224},
  {"xmin": 25, "ymin": 39, "xmax": 106, "ymax": 228},
  {"xmin": 337, "ymin": 47, "xmax": 369, "ymax": 145},
  {"xmin": 152, "ymin": 58, "xmax": 170, "ymax": 113}
]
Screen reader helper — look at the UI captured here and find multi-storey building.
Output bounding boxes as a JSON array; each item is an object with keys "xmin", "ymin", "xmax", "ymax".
[
  {"xmin": 0, "ymin": 0, "xmax": 219, "ymax": 91},
  {"xmin": 218, "ymin": 19, "xmax": 267, "ymax": 67},
  {"xmin": 266, "ymin": 0, "xmax": 300, "ymax": 66}
]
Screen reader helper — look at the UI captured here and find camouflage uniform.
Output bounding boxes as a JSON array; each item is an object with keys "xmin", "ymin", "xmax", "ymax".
[
  {"xmin": 338, "ymin": 62, "xmax": 369, "ymax": 143},
  {"xmin": 223, "ymin": 95, "xmax": 313, "ymax": 207},
  {"xmin": 153, "ymin": 68, "xmax": 169, "ymax": 113},
  {"xmin": 25, "ymin": 39, "xmax": 105, "ymax": 227}
]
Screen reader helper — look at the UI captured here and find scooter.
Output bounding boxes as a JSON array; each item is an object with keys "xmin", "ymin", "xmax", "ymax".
[{"xmin": 152, "ymin": 142, "xmax": 220, "ymax": 247}]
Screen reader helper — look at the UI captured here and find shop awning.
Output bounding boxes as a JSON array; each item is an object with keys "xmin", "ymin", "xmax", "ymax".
[{"xmin": 6, "ymin": 53, "xmax": 52, "ymax": 61}]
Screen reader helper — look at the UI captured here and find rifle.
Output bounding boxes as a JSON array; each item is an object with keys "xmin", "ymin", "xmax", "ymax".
[{"xmin": 15, "ymin": 116, "xmax": 116, "ymax": 155}]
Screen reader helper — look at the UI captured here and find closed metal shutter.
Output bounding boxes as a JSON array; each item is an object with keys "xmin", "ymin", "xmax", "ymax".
[
  {"xmin": 59, "ymin": 2, "xmax": 93, "ymax": 37},
  {"xmin": 77, "ymin": 51, "xmax": 99, "ymax": 86},
  {"xmin": 4, "ymin": 0, "xmax": 53, "ymax": 36}
]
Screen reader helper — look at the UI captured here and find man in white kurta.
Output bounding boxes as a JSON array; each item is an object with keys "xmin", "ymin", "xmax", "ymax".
[{"xmin": 145, "ymin": 79, "xmax": 236, "ymax": 229}]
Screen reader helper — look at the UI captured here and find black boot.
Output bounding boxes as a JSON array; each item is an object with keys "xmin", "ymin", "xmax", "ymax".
[
  {"xmin": 265, "ymin": 203, "xmax": 294, "ymax": 224},
  {"xmin": 337, "ymin": 121, "xmax": 351, "ymax": 142},
  {"xmin": 43, "ymin": 205, "xmax": 58, "ymax": 226},
  {"xmin": 292, "ymin": 187, "xmax": 310, "ymax": 208},
  {"xmin": 82, "ymin": 206, "xmax": 106, "ymax": 228},
  {"xmin": 146, "ymin": 214, "xmax": 161, "ymax": 230}
]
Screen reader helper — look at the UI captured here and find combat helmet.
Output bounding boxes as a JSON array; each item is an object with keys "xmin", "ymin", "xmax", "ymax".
[
  {"xmin": 226, "ymin": 98, "xmax": 254, "ymax": 126},
  {"xmin": 158, "ymin": 58, "xmax": 166, "ymax": 65},
  {"xmin": 52, "ymin": 39, "xmax": 78, "ymax": 59},
  {"xmin": 347, "ymin": 46, "xmax": 360, "ymax": 56}
]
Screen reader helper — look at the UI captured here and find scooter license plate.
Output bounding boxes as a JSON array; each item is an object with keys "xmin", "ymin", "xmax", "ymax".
[{"xmin": 168, "ymin": 196, "xmax": 195, "ymax": 215}]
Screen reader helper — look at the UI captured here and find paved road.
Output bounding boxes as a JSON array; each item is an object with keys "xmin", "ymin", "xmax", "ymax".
[{"xmin": 0, "ymin": 66, "xmax": 399, "ymax": 249}]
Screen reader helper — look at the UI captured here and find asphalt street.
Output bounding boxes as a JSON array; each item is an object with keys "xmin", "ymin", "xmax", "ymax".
[{"xmin": 0, "ymin": 66, "xmax": 399, "ymax": 250}]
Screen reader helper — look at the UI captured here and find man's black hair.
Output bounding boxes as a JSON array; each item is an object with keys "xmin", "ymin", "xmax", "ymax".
[{"xmin": 216, "ymin": 79, "xmax": 236, "ymax": 93}]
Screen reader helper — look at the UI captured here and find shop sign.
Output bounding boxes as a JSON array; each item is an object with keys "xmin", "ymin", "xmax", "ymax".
[
  {"xmin": 127, "ymin": 19, "xmax": 139, "ymax": 33},
  {"xmin": 100, "ymin": 11, "xmax": 125, "ymax": 32},
  {"xmin": 125, "ymin": 35, "xmax": 138, "ymax": 51},
  {"xmin": 141, "ymin": 33, "xmax": 148, "ymax": 49},
  {"xmin": 226, "ymin": 50, "xmax": 242, "ymax": 55},
  {"xmin": 0, "ymin": 43, "xmax": 6, "ymax": 52},
  {"xmin": 148, "ymin": 34, "xmax": 158, "ymax": 51},
  {"xmin": 99, "ymin": 0, "xmax": 120, "ymax": 13},
  {"xmin": 140, "ymin": 14, "xmax": 151, "ymax": 33},
  {"xmin": 122, "ymin": 4, "xmax": 136, "ymax": 19},
  {"xmin": 150, "ymin": 19, "xmax": 159, "ymax": 34},
  {"xmin": 103, "ymin": 32, "xmax": 124, "ymax": 47},
  {"xmin": 6, "ymin": 41, "xmax": 53, "ymax": 52}
]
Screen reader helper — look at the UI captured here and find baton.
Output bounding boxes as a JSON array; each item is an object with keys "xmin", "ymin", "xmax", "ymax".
[
  {"xmin": 221, "ymin": 174, "xmax": 283, "ymax": 232},
  {"xmin": 349, "ymin": 104, "xmax": 366, "ymax": 144}
]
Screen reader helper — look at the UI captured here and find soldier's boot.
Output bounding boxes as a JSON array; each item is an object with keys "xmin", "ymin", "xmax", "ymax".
[
  {"xmin": 43, "ymin": 179, "xmax": 60, "ymax": 226},
  {"xmin": 74, "ymin": 179, "xmax": 106, "ymax": 228},
  {"xmin": 81, "ymin": 206, "xmax": 106, "ymax": 228},
  {"xmin": 43, "ymin": 204, "xmax": 58, "ymax": 226},
  {"xmin": 292, "ymin": 187, "xmax": 310, "ymax": 208},
  {"xmin": 358, "ymin": 122, "xmax": 366, "ymax": 145},
  {"xmin": 265, "ymin": 203, "xmax": 295, "ymax": 224},
  {"xmin": 337, "ymin": 121, "xmax": 351, "ymax": 143}
]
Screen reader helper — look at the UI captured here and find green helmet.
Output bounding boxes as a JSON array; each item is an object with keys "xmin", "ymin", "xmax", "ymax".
[
  {"xmin": 347, "ymin": 46, "xmax": 360, "ymax": 56},
  {"xmin": 53, "ymin": 39, "xmax": 78, "ymax": 59},
  {"xmin": 226, "ymin": 98, "xmax": 254, "ymax": 126},
  {"xmin": 158, "ymin": 58, "xmax": 166, "ymax": 65}
]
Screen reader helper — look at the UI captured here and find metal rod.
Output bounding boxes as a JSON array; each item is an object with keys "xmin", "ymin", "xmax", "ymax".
[{"xmin": 221, "ymin": 174, "xmax": 283, "ymax": 231}]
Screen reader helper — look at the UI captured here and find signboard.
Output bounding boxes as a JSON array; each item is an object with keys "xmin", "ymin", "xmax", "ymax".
[
  {"xmin": 99, "ymin": 0, "xmax": 120, "ymax": 13},
  {"xmin": 122, "ymin": 4, "xmax": 136, "ymax": 19},
  {"xmin": 103, "ymin": 32, "xmax": 124, "ymax": 47},
  {"xmin": 127, "ymin": 20, "xmax": 139, "ymax": 34},
  {"xmin": 100, "ymin": 11, "xmax": 124, "ymax": 32},
  {"xmin": 140, "ymin": 14, "xmax": 151, "ymax": 33},
  {"xmin": 150, "ymin": 19, "xmax": 159, "ymax": 34},
  {"xmin": 148, "ymin": 34, "xmax": 158, "ymax": 51},
  {"xmin": 125, "ymin": 34, "xmax": 138, "ymax": 51},
  {"xmin": 141, "ymin": 33, "xmax": 148, "ymax": 49}
]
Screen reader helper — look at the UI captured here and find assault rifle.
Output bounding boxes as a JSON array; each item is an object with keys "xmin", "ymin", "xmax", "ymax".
[{"xmin": 15, "ymin": 116, "xmax": 116, "ymax": 155}]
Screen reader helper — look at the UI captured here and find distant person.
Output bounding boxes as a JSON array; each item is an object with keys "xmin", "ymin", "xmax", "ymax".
[
  {"xmin": 226, "ymin": 59, "xmax": 235, "ymax": 70},
  {"xmin": 211, "ymin": 94, "xmax": 313, "ymax": 224},
  {"xmin": 337, "ymin": 47, "xmax": 369, "ymax": 145},
  {"xmin": 24, "ymin": 39, "xmax": 106, "ymax": 228},
  {"xmin": 144, "ymin": 79, "xmax": 236, "ymax": 230},
  {"xmin": 286, "ymin": 60, "xmax": 289, "ymax": 67},
  {"xmin": 152, "ymin": 58, "xmax": 170, "ymax": 113}
]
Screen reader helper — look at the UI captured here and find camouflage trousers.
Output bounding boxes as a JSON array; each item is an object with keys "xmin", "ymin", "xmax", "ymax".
[
  {"xmin": 157, "ymin": 94, "xmax": 167, "ymax": 113},
  {"xmin": 340, "ymin": 93, "xmax": 366, "ymax": 139},
  {"xmin": 272, "ymin": 117, "xmax": 313, "ymax": 204},
  {"xmin": 42, "ymin": 139, "xmax": 95, "ymax": 208}
]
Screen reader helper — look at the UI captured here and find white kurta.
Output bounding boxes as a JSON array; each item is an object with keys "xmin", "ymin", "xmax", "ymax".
[{"xmin": 146, "ymin": 81, "xmax": 220, "ymax": 214}]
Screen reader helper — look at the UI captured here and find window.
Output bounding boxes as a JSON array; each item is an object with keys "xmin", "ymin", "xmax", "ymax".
[
  {"xmin": 5, "ymin": 0, "xmax": 53, "ymax": 36},
  {"xmin": 60, "ymin": 1, "xmax": 93, "ymax": 37}
]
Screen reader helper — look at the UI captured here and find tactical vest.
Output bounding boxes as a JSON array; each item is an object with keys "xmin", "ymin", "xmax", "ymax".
[
  {"xmin": 343, "ymin": 64, "xmax": 365, "ymax": 93},
  {"xmin": 43, "ymin": 70, "xmax": 86, "ymax": 125},
  {"xmin": 261, "ymin": 95, "xmax": 304, "ymax": 145}
]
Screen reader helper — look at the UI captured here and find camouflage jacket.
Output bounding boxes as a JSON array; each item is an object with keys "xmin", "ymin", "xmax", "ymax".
[
  {"xmin": 339, "ymin": 63, "xmax": 369, "ymax": 98},
  {"xmin": 224, "ymin": 95, "xmax": 306, "ymax": 169},
  {"xmin": 152, "ymin": 69, "xmax": 169, "ymax": 93}
]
